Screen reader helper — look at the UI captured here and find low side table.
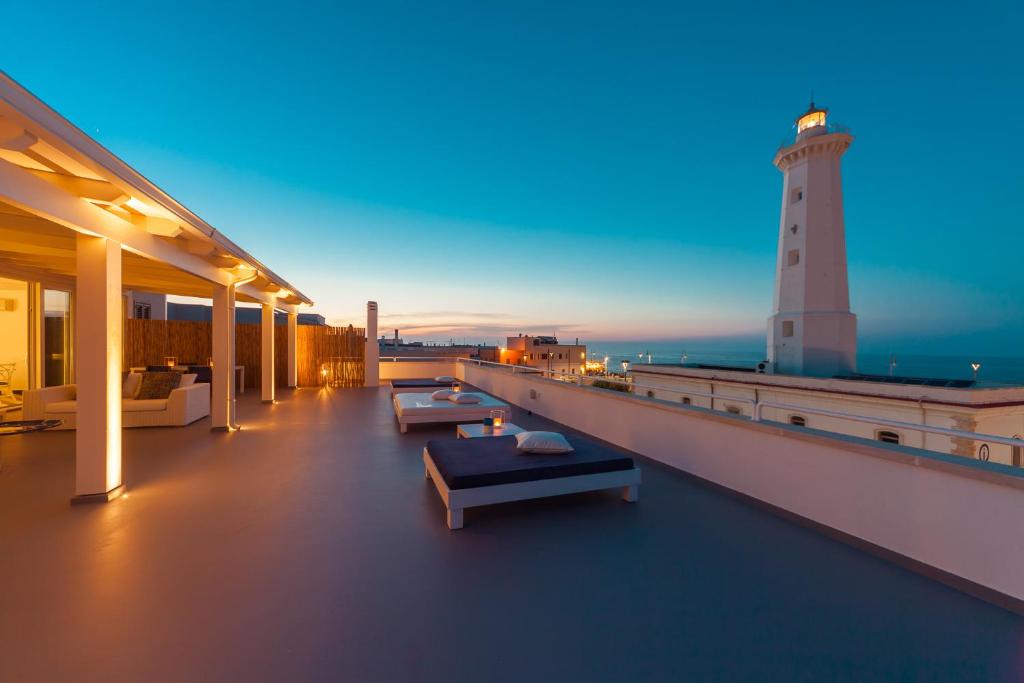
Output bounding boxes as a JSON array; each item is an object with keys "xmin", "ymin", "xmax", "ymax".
[
  {"xmin": 456, "ymin": 423, "xmax": 526, "ymax": 439},
  {"xmin": 0, "ymin": 419, "xmax": 64, "ymax": 435}
]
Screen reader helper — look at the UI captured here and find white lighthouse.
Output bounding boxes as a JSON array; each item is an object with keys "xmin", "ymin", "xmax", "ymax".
[{"xmin": 767, "ymin": 102, "xmax": 857, "ymax": 377}]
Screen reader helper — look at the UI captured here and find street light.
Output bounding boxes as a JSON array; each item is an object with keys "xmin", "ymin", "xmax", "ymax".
[{"xmin": 971, "ymin": 362, "xmax": 981, "ymax": 381}]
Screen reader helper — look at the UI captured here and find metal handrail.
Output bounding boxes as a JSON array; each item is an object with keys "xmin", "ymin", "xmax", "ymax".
[
  {"xmin": 456, "ymin": 358, "xmax": 758, "ymax": 412},
  {"xmin": 452, "ymin": 357, "xmax": 1024, "ymax": 453},
  {"xmin": 755, "ymin": 400, "xmax": 1024, "ymax": 449},
  {"xmin": 379, "ymin": 356, "xmax": 466, "ymax": 362}
]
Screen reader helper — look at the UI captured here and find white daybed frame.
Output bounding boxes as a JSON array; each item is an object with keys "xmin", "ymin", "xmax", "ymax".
[
  {"xmin": 393, "ymin": 393, "xmax": 508, "ymax": 433},
  {"xmin": 423, "ymin": 447, "xmax": 641, "ymax": 530}
]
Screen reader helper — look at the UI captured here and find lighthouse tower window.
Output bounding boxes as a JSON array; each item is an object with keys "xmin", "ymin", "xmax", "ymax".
[
  {"xmin": 790, "ymin": 188, "xmax": 803, "ymax": 204},
  {"xmin": 787, "ymin": 249, "xmax": 800, "ymax": 266}
]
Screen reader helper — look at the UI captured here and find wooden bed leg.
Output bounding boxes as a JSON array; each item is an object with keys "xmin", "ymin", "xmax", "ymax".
[
  {"xmin": 425, "ymin": 464, "xmax": 430, "ymax": 480},
  {"xmin": 447, "ymin": 507, "xmax": 464, "ymax": 530},
  {"xmin": 400, "ymin": 423, "xmax": 408, "ymax": 433},
  {"xmin": 621, "ymin": 485, "xmax": 639, "ymax": 503}
]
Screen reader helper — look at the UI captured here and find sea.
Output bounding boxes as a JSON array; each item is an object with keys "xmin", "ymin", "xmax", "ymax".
[{"xmin": 585, "ymin": 340, "xmax": 1024, "ymax": 386}]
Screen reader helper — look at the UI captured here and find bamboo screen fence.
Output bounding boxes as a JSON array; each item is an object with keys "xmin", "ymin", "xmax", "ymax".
[{"xmin": 123, "ymin": 320, "xmax": 366, "ymax": 388}]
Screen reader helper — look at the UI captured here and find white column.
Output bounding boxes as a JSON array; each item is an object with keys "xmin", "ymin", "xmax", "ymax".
[
  {"xmin": 261, "ymin": 303, "xmax": 275, "ymax": 403},
  {"xmin": 286, "ymin": 312, "xmax": 298, "ymax": 388},
  {"xmin": 27, "ymin": 282, "xmax": 43, "ymax": 389},
  {"xmin": 364, "ymin": 301, "xmax": 379, "ymax": 387},
  {"xmin": 211, "ymin": 283, "xmax": 237, "ymax": 430},
  {"xmin": 72, "ymin": 234, "xmax": 124, "ymax": 503}
]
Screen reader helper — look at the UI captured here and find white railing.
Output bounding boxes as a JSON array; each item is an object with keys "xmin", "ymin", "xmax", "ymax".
[
  {"xmin": 448, "ymin": 357, "xmax": 1024, "ymax": 455},
  {"xmin": 455, "ymin": 357, "xmax": 759, "ymax": 413}
]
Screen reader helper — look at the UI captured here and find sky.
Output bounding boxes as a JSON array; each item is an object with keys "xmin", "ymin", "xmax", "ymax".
[{"xmin": 3, "ymin": 1, "xmax": 1022, "ymax": 353}]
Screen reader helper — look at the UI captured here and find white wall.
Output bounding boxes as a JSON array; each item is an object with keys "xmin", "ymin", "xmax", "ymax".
[
  {"xmin": 459, "ymin": 362, "xmax": 1024, "ymax": 603},
  {"xmin": 126, "ymin": 290, "xmax": 167, "ymax": 320},
  {"xmin": 0, "ymin": 279, "xmax": 29, "ymax": 391},
  {"xmin": 378, "ymin": 359, "xmax": 459, "ymax": 383}
]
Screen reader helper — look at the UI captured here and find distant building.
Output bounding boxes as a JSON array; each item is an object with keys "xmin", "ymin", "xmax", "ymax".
[
  {"xmin": 500, "ymin": 334, "xmax": 587, "ymax": 375},
  {"xmin": 630, "ymin": 363, "xmax": 1024, "ymax": 466},
  {"xmin": 167, "ymin": 302, "xmax": 325, "ymax": 326},
  {"xmin": 378, "ymin": 329, "xmax": 494, "ymax": 358},
  {"xmin": 125, "ymin": 290, "xmax": 167, "ymax": 320}
]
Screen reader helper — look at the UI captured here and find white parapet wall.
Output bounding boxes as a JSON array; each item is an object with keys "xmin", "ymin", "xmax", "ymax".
[
  {"xmin": 378, "ymin": 358, "xmax": 460, "ymax": 384},
  {"xmin": 458, "ymin": 362, "xmax": 1024, "ymax": 607}
]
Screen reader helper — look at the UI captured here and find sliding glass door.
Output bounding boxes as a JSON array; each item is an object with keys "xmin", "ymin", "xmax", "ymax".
[{"xmin": 43, "ymin": 289, "xmax": 72, "ymax": 387}]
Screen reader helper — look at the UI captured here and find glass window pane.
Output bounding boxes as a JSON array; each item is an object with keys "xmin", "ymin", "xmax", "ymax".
[{"xmin": 44, "ymin": 290, "xmax": 71, "ymax": 387}]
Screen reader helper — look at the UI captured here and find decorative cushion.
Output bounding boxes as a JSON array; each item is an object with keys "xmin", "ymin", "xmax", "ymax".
[
  {"xmin": 431, "ymin": 389, "xmax": 455, "ymax": 400},
  {"xmin": 135, "ymin": 371, "xmax": 182, "ymax": 400},
  {"xmin": 179, "ymin": 373, "xmax": 198, "ymax": 387},
  {"xmin": 434, "ymin": 375, "xmax": 456, "ymax": 383},
  {"xmin": 448, "ymin": 392, "xmax": 481, "ymax": 404},
  {"xmin": 515, "ymin": 431, "xmax": 574, "ymax": 454},
  {"xmin": 122, "ymin": 372, "xmax": 143, "ymax": 399}
]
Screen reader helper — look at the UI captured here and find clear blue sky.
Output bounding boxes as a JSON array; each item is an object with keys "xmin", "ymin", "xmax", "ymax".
[{"xmin": 3, "ymin": 1, "xmax": 1022, "ymax": 353}]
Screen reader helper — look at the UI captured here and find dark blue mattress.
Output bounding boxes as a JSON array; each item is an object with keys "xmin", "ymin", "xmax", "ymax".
[
  {"xmin": 392, "ymin": 379, "xmax": 456, "ymax": 389},
  {"xmin": 426, "ymin": 435, "xmax": 634, "ymax": 490}
]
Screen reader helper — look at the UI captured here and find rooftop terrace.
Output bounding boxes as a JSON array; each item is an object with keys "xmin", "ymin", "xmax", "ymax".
[{"xmin": 1, "ymin": 388, "xmax": 1021, "ymax": 681}]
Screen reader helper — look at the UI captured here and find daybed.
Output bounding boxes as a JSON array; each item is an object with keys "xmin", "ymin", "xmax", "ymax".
[
  {"xmin": 423, "ymin": 434, "xmax": 641, "ymax": 529},
  {"xmin": 392, "ymin": 391, "xmax": 508, "ymax": 433}
]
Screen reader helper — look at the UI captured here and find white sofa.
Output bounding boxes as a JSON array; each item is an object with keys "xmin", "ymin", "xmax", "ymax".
[{"xmin": 23, "ymin": 382, "xmax": 210, "ymax": 430}]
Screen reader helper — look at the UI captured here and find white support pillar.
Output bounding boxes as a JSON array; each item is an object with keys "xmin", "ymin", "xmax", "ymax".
[
  {"xmin": 211, "ymin": 283, "xmax": 237, "ymax": 431},
  {"xmin": 27, "ymin": 282, "xmax": 43, "ymax": 390},
  {"xmin": 286, "ymin": 312, "xmax": 298, "ymax": 388},
  {"xmin": 365, "ymin": 301, "xmax": 379, "ymax": 387},
  {"xmin": 261, "ymin": 303, "xmax": 275, "ymax": 403},
  {"xmin": 72, "ymin": 234, "xmax": 124, "ymax": 503}
]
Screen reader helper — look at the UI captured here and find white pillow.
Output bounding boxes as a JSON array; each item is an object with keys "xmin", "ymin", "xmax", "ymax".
[
  {"xmin": 448, "ymin": 392, "xmax": 481, "ymax": 404},
  {"xmin": 434, "ymin": 375, "xmax": 456, "ymax": 383},
  {"xmin": 179, "ymin": 373, "xmax": 198, "ymax": 387},
  {"xmin": 515, "ymin": 431, "xmax": 574, "ymax": 454},
  {"xmin": 122, "ymin": 372, "xmax": 142, "ymax": 399},
  {"xmin": 431, "ymin": 389, "xmax": 455, "ymax": 400}
]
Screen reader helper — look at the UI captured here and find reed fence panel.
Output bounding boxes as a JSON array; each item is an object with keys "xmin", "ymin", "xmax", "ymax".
[{"xmin": 123, "ymin": 319, "xmax": 365, "ymax": 388}]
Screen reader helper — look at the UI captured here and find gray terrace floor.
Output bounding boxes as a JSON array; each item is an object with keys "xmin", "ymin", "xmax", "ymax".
[{"xmin": 1, "ymin": 387, "xmax": 1021, "ymax": 682}]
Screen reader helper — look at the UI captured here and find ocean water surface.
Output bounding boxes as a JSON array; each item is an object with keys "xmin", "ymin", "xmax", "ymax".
[{"xmin": 586, "ymin": 340, "xmax": 1024, "ymax": 386}]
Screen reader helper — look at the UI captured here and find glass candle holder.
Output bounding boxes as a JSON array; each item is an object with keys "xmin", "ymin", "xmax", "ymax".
[
  {"xmin": 452, "ymin": 384, "xmax": 461, "ymax": 393},
  {"xmin": 490, "ymin": 410, "xmax": 504, "ymax": 428}
]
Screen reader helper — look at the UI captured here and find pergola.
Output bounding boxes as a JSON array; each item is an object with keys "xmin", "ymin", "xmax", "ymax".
[{"xmin": 0, "ymin": 71, "xmax": 313, "ymax": 502}]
